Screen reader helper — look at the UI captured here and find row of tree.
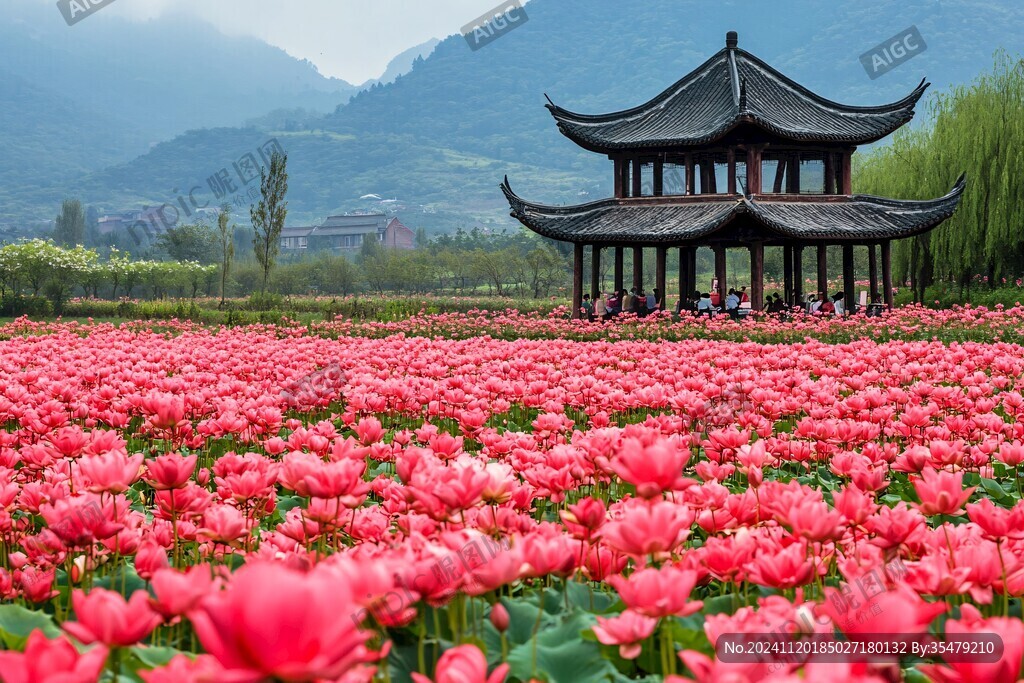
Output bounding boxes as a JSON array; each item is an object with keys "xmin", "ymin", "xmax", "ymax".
[
  {"xmin": 0, "ymin": 239, "xmax": 217, "ymax": 310},
  {"xmin": 855, "ymin": 52, "xmax": 1024, "ymax": 300}
]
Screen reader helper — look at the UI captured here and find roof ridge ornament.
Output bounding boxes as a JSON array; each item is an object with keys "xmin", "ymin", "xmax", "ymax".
[{"xmin": 726, "ymin": 31, "xmax": 738, "ymax": 49}]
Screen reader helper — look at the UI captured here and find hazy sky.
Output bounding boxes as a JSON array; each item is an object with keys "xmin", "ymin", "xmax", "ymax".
[{"xmin": 99, "ymin": 0, "xmax": 526, "ymax": 83}]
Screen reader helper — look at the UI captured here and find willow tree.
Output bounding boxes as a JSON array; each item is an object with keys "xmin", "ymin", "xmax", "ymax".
[{"xmin": 855, "ymin": 51, "xmax": 1024, "ymax": 300}]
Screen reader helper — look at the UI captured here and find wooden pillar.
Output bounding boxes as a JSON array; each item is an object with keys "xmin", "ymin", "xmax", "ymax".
[
  {"xmin": 842, "ymin": 243, "xmax": 855, "ymax": 315},
  {"xmin": 727, "ymin": 148, "xmax": 736, "ymax": 194},
  {"xmin": 868, "ymin": 244, "xmax": 879, "ymax": 303},
  {"xmin": 772, "ymin": 156, "xmax": 785, "ymax": 193},
  {"xmin": 747, "ymin": 146, "xmax": 762, "ymax": 195},
  {"xmin": 632, "ymin": 158, "xmax": 643, "ymax": 198},
  {"xmin": 613, "ymin": 247, "xmax": 624, "ymax": 292},
  {"xmin": 881, "ymin": 240, "xmax": 894, "ymax": 308},
  {"xmin": 783, "ymin": 245, "xmax": 794, "ymax": 306},
  {"xmin": 817, "ymin": 243, "xmax": 828, "ymax": 299},
  {"xmin": 655, "ymin": 246, "xmax": 667, "ymax": 310},
  {"xmin": 685, "ymin": 153, "xmax": 695, "ymax": 195},
  {"xmin": 572, "ymin": 243, "xmax": 584, "ymax": 319},
  {"xmin": 793, "ymin": 245, "xmax": 804, "ymax": 305},
  {"xmin": 632, "ymin": 246, "xmax": 643, "ymax": 291},
  {"xmin": 707, "ymin": 157, "xmax": 718, "ymax": 194},
  {"xmin": 786, "ymin": 153, "xmax": 801, "ymax": 194},
  {"xmin": 841, "ymin": 150, "xmax": 853, "ymax": 194},
  {"xmin": 653, "ymin": 157, "xmax": 664, "ymax": 197},
  {"xmin": 613, "ymin": 158, "xmax": 625, "ymax": 198},
  {"xmin": 750, "ymin": 242, "xmax": 764, "ymax": 312},
  {"xmin": 590, "ymin": 245, "xmax": 602, "ymax": 300},
  {"xmin": 714, "ymin": 245, "xmax": 727, "ymax": 303},
  {"xmin": 823, "ymin": 152, "xmax": 836, "ymax": 195}
]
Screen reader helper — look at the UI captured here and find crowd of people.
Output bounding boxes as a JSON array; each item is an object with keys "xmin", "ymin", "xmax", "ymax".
[
  {"xmin": 584, "ymin": 286, "xmax": 858, "ymax": 322},
  {"xmin": 583, "ymin": 287, "xmax": 663, "ymax": 321}
]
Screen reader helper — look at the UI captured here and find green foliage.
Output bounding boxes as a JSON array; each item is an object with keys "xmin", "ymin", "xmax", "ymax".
[
  {"xmin": 856, "ymin": 51, "xmax": 1024, "ymax": 299},
  {"xmin": 251, "ymin": 151, "xmax": 289, "ymax": 296},
  {"xmin": 54, "ymin": 198, "xmax": 86, "ymax": 247},
  {"xmin": 156, "ymin": 222, "xmax": 218, "ymax": 264},
  {"xmin": 0, "ymin": 604, "xmax": 61, "ymax": 650}
]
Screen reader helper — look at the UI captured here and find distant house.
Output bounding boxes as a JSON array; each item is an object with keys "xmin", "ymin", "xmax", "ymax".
[
  {"xmin": 279, "ymin": 225, "xmax": 313, "ymax": 250},
  {"xmin": 97, "ymin": 207, "xmax": 221, "ymax": 238},
  {"xmin": 279, "ymin": 214, "xmax": 415, "ymax": 252}
]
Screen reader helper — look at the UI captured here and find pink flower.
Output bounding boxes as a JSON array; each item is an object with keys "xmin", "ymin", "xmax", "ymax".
[
  {"xmin": 187, "ymin": 562, "xmax": 381, "ymax": 682},
  {"xmin": 63, "ymin": 588, "xmax": 161, "ymax": 648},
  {"xmin": 0, "ymin": 631, "xmax": 108, "ymax": 683},
  {"xmin": 912, "ymin": 467, "xmax": 975, "ymax": 516},
  {"xmin": 592, "ymin": 610, "xmax": 659, "ymax": 659},
  {"xmin": 411, "ymin": 645, "xmax": 508, "ymax": 683},
  {"xmin": 601, "ymin": 499, "xmax": 693, "ymax": 557},
  {"xmin": 608, "ymin": 566, "xmax": 703, "ymax": 618}
]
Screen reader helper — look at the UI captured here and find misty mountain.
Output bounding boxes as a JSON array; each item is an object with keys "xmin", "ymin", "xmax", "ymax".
[
  {"xmin": 3, "ymin": 0, "xmax": 1023, "ymax": 232},
  {"xmin": 371, "ymin": 38, "xmax": 441, "ymax": 87}
]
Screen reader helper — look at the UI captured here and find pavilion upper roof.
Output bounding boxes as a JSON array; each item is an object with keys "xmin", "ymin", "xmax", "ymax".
[
  {"xmin": 500, "ymin": 175, "xmax": 965, "ymax": 245},
  {"xmin": 546, "ymin": 32, "xmax": 929, "ymax": 153}
]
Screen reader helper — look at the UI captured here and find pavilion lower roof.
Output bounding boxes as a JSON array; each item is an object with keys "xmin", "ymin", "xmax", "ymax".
[
  {"xmin": 501, "ymin": 175, "xmax": 965, "ymax": 245},
  {"xmin": 546, "ymin": 43, "xmax": 928, "ymax": 152}
]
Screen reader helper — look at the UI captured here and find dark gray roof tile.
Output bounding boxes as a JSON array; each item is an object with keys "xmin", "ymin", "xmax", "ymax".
[{"xmin": 547, "ymin": 39, "xmax": 927, "ymax": 152}]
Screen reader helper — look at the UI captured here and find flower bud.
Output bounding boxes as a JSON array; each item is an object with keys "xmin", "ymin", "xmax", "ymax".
[{"xmin": 489, "ymin": 602, "xmax": 510, "ymax": 633}]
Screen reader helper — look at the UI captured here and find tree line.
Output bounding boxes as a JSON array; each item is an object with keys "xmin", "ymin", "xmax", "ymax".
[
  {"xmin": 7, "ymin": 150, "xmax": 572, "ymax": 313},
  {"xmin": 855, "ymin": 51, "xmax": 1024, "ymax": 301}
]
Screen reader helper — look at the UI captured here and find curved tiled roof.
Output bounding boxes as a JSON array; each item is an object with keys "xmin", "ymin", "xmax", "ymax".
[
  {"xmin": 501, "ymin": 175, "xmax": 965, "ymax": 244},
  {"xmin": 547, "ymin": 34, "xmax": 928, "ymax": 152}
]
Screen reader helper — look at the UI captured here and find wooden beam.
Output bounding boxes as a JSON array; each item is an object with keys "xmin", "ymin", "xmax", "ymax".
[
  {"xmin": 632, "ymin": 158, "xmax": 643, "ymax": 197},
  {"xmin": 868, "ymin": 244, "xmax": 879, "ymax": 303},
  {"xmin": 714, "ymin": 245, "xmax": 727, "ymax": 303},
  {"xmin": 653, "ymin": 157, "xmax": 664, "ymax": 197},
  {"xmin": 727, "ymin": 148, "xmax": 736, "ymax": 194},
  {"xmin": 632, "ymin": 246, "xmax": 643, "ymax": 291},
  {"xmin": 655, "ymin": 246, "xmax": 667, "ymax": 311},
  {"xmin": 817, "ymin": 243, "xmax": 828, "ymax": 300},
  {"xmin": 685, "ymin": 153, "xmax": 695, "ymax": 195},
  {"xmin": 750, "ymin": 242, "xmax": 764, "ymax": 312},
  {"xmin": 793, "ymin": 245, "xmax": 804, "ymax": 305},
  {"xmin": 842, "ymin": 243, "xmax": 855, "ymax": 315},
  {"xmin": 590, "ymin": 245, "xmax": 601, "ymax": 301},
  {"xmin": 572, "ymin": 243, "xmax": 584, "ymax": 319},
  {"xmin": 613, "ymin": 247, "xmax": 624, "ymax": 292},
  {"xmin": 881, "ymin": 240, "xmax": 894, "ymax": 308},
  {"xmin": 707, "ymin": 158, "xmax": 718, "ymax": 193},
  {"xmin": 613, "ymin": 158, "xmax": 624, "ymax": 198}
]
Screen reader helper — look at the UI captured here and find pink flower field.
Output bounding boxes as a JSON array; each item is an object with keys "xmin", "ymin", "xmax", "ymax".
[{"xmin": 0, "ymin": 317, "xmax": 1023, "ymax": 682}]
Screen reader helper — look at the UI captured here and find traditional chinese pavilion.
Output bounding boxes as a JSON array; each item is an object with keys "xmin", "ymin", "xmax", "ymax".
[{"xmin": 502, "ymin": 32, "xmax": 964, "ymax": 317}]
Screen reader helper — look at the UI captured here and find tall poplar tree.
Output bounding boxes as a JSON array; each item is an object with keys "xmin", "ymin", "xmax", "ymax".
[{"xmin": 251, "ymin": 151, "xmax": 288, "ymax": 297}]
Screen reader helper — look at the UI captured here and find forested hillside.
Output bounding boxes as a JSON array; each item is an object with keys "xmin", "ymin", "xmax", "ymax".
[{"xmin": 4, "ymin": 0, "xmax": 1023, "ymax": 233}]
